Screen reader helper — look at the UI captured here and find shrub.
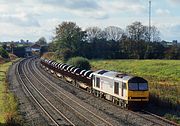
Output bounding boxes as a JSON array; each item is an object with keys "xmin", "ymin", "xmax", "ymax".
[
  {"xmin": 0, "ymin": 47, "xmax": 9, "ymax": 59},
  {"xmin": 9, "ymin": 53, "xmax": 17, "ymax": 61},
  {"xmin": 67, "ymin": 57, "xmax": 91, "ymax": 70},
  {"xmin": 0, "ymin": 56, "xmax": 5, "ymax": 64},
  {"xmin": 42, "ymin": 52, "xmax": 56, "ymax": 60},
  {"xmin": 56, "ymin": 48, "xmax": 73, "ymax": 61}
]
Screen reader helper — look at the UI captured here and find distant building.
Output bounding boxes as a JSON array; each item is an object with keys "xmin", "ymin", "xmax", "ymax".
[
  {"xmin": 31, "ymin": 44, "xmax": 41, "ymax": 56},
  {"xmin": 172, "ymin": 40, "xmax": 178, "ymax": 45},
  {"xmin": 161, "ymin": 40, "xmax": 178, "ymax": 47},
  {"xmin": 25, "ymin": 46, "xmax": 32, "ymax": 57},
  {"xmin": 31, "ymin": 44, "xmax": 41, "ymax": 52}
]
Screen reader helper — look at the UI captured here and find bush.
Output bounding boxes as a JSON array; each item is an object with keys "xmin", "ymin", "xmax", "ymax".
[
  {"xmin": 56, "ymin": 48, "xmax": 73, "ymax": 61},
  {"xmin": 42, "ymin": 52, "xmax": 56, "ymax": 60},
  {"xmin": 0, "ymin": 47, "xmax": 9, "ymax": 59},
  {"xmin": 0, "ymin": 56, "xmax": 5, "ymax": 64},
  {"xmin": 9, "ymin": 53, "xmax": 17, "ymax": 61},
  {"xmin": 67, "ymin": 57, "xmax": 91, "ymax": 70}
]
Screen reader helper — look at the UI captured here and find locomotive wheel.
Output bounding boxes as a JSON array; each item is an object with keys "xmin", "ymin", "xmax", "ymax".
[{"xmin": 87, "ymin": 87, "xmax": 92, "ymax": 93}]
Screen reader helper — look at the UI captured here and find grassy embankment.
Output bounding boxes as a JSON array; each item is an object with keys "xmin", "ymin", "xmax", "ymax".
[
  {"xmin": 91, "ymin": 60, "xmax": 180, "ymax": 123},
  {"xmin": 0, "ymin": 61, "xmax": 21, "ymax": 125}
]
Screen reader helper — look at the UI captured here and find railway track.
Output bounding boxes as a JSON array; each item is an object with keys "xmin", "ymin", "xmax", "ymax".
[
  {"xmin": 34, "ymin": 57, "xmax": 179, "ymax": 126},
  {"xmin": 29, "ymin": 58, "xmax": 113, "ymax": 126},
  {"xmin": 139, "ymin": 110, "xmax": 179, "ymax": 126},
  {"xmin": 17, "ymin": 59, "xmax": 75, "ymax": 126},
  {"xmin": 129, "ymin": 109, "xmax": 179, "ymax": 126},
  {"xmin": 26, "ymin": 58, "xmax": 115, "ymax": 126}
]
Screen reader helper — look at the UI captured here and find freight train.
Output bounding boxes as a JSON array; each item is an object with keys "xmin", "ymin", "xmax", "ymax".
[{"xmin": 40, "ymin": 58, "xmax": 149, "ymax": 108}]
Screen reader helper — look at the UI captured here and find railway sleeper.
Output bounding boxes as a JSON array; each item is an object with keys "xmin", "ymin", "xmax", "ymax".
[
  {"xmin": 56, "ymin": 73, "xmax": 62, "ymax": 78},
  {"xmin": 50, "ymin": 70, "xmax": 54, "ymax": 74},
  {"xmin": 64, "ymin": 76, "xmax": 73, "ymax": 83},
  {"xmin": 86, "ymin": 87, "xmax": 92, "ymax": 93}
]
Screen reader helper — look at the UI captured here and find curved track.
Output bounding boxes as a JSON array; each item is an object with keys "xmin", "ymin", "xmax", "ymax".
[
  {"xmin": 17, "ymin": 58, "xmax": 116, "ymax": 126},
  {"xmin": 28, "ymin": 58, "xmax": 115, "ymax": 126},
  {"xmin": 17, "ymin": 59, "xmax": 75, "ymax": 126}
]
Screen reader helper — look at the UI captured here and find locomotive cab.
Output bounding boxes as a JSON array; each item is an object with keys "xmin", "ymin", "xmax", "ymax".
[{"xmin": 127, "ymin": 77, "xmax": 149, "ymax": 108}]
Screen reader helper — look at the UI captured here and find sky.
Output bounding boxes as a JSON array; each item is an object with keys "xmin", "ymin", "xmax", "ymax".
[{"xmin": 0, "ymin": 0, "xmax": 180, "ymax": 42}]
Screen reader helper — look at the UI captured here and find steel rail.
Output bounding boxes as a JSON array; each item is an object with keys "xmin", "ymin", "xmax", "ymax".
[
  {"xmin": 18, "ymin": 59, "xmax": 75, "ymax": 126},
  {"xmin": 141, "ymin": 110, "xmax": 179, "ymax": 126},
  {"xmin": 29, "ymin": 58, "xmax": 114, "ymax": 126},
  {"xmin": 16, "ymin": 59, "xmax": 60, "ymax": 126}
]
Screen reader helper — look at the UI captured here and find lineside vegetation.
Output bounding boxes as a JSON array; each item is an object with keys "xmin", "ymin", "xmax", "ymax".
[{"xmin": 0, "ymin": 61, "xmax": 22, "ymax": 125}]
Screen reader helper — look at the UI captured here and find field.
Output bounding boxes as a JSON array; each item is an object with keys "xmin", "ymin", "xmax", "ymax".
[
  {"xmin": 0, "ymin": 61, "xmax": 20, "ymax": 125},
  {"xmin": 91, "ymin": 59, "xmax": 180, "ymax": 122},
  {"xmin": 90, "ymin": 60, "xmax": 180, "ymax": 105}
]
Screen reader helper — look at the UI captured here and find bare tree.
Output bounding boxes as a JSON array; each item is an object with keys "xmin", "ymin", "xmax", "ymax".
[
  {"xmin": 150, "ymin": 26, "xmax": 161, "ymax": 42},
  {"xmin": 126, "ymin": 21, "xmax": 146, "ymax": 41},
  {"xmin": 143, "ymin": 26, "xmax": 161, "ymax": 42},
  {"xmin": 127, "ymin": 21, "xmax": 161, "ymax": 42},
  {"xmin": 85, "ymin": 27, "xmax": 105, "ymax": 42},
  {"xmin": 104, "ymin": 26, "xmax": 124, "ymax": 41}
]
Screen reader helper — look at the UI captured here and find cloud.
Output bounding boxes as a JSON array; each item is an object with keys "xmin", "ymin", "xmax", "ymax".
[
  {"xmin": 0, "ymin": 0, "xmax": 179, "ymax": 42},
  {"xmin": 170, "ymin": 24, "xmax": 180, "ymax": 33},
  {"xmin": 36, "ymin": 0, "xmax": 146, "ymax": 20},
  {"xmin": 67, "ymin": 0, "xmax": 100, "ymax": 10},
  {"xmin": 156, "ymin": 9, "xmax": 170, "ymax": 16},
  {"xmin": 168, "ymin": 0, "xmax": 180, "ymax": 4},
  {"xmin": 72, "ymin": 10, "xmax": 109, "ymax": 20},
  {"xmin": 0, "ymin": 0, "xmax": 22, "ymax": 4},
  {"xmin": 99, "ymin": 0, "xmax": 146, "ymax": 14},
  {"xmin": 39, "ymin": 0, "xmax": 100, "ymax": 10},
  {"xmin": 157, "ymin": 22, "xmax": 180, "ymax": 41},
  {"xmin": 34, "ymin": 0, "xmax": 105, "ymax": 20},
  {"xmin": 0, "ymin": 12, "xmax": 40, "ymax": 27}
]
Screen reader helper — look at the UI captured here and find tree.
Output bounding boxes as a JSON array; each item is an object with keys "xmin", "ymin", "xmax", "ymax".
[
  {"xmin": 67, "ymin": 56, "xmax": 91, "ymax": 70},
  {"xmin": 144, "ymin": 42, "xmax": 165, "ymax": 59},
  {"xmin": 36, "ymin": 37, "xmax": 47, "ymax": 46},
  {"xmin": 126, "ymin": 21, "xmax": 161, "ymax": 42},
  {"xmin": 150, "ymin": 26, "xmax": 161, "ymax": 42},
  {"xmin": 143, "ymin": 26, "xmax": 161, "ymax": 42},
  {"xmin": 56, "ymin": 48, "xmax": 73, "ymax": 61},
  {"xmin": 40, "ymin": 46, "xmax": 48, "ymax": 56},
  {"xmin": 2, "ymin": 43, "xmax": 7, "ymax": 50},
  {"xmin": 120, "ymin": 39, "xmax": 147, "ymax": 59},
  {"xmin": 54, "ymin": 21, "xmax": 86, "ymax": 60},
  {"xmin": 48, "ymin": 42, "xmax": 57, "ymax": 52},
  {"xmin": 165, "ymin": 45, "xmax": 180, "ymax": 59},
  {"xmin": 104, "ymin": 26, "xmax": 124, "ymax": 41},
  {"xmin": 10, "ymin": 42, "xmax": 15, "ymax": 54},
  {"xmin": 0, "ymin": 47, "xmax": 9, "ymax": 59},
  {"xmin": 126, "ymin": 21, "xmax": 146, "ymax": 41},
  {"xmin": 85, "ymin": 27, "xmax": 105, "ymax": 42}
]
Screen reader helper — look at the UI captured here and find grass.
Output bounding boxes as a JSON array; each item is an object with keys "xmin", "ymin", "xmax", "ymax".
[
  {"xmin": 90, "ymin": 59, "xmax": 180, "ymax": 123},
  {"xmin": 91, "ymin": 60, "xmax": 180, "ymax": 82},
  {"xmin": 0, "ymin": 61, "xmax": 22, "ymax": 125},
  {"xmin": 90, "ymin": 60, "xmax": 180, "ymax": 107}
]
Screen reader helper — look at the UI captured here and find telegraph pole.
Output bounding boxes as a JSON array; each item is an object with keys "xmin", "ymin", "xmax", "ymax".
[{"xmin": 149, "ymin": 0, "xmax": 151, "ymax": 42}]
